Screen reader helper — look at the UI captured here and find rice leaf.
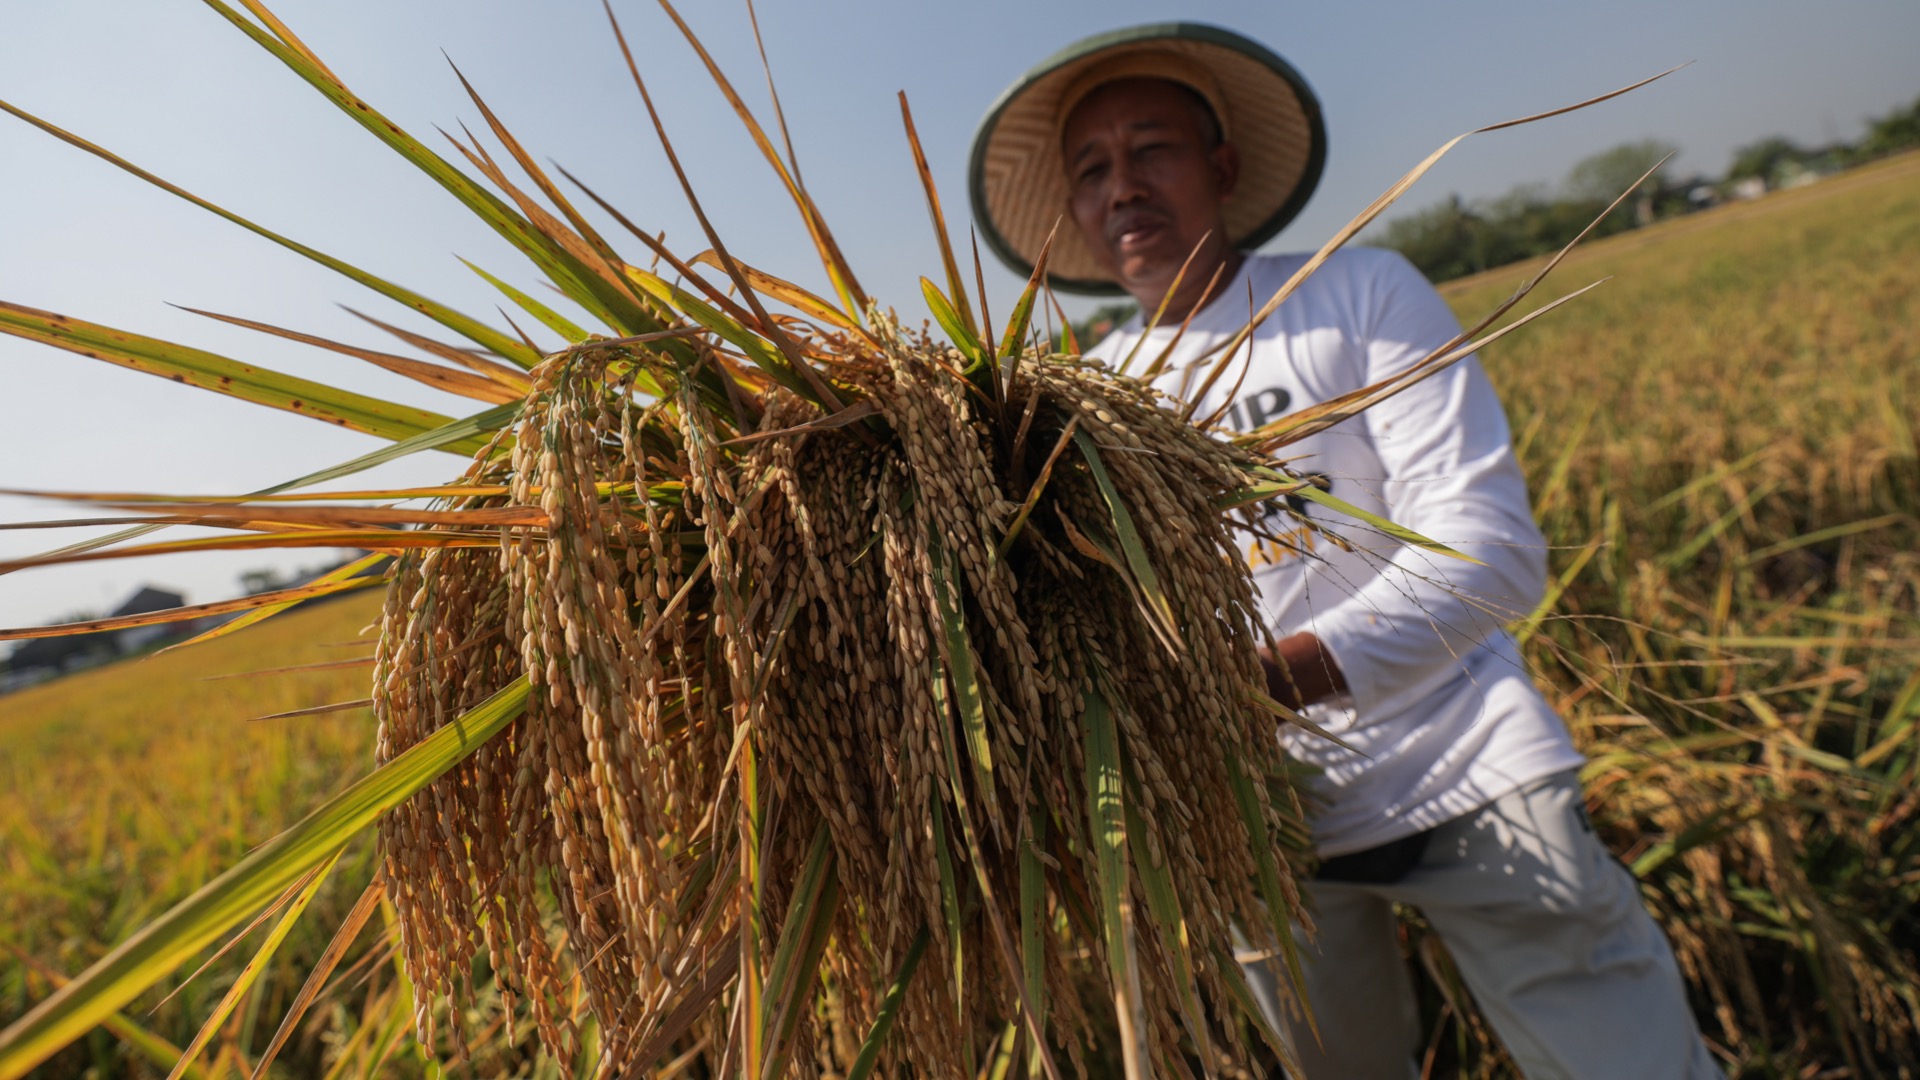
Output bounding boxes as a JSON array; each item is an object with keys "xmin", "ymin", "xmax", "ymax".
[
  {"xmin": 996, "ymin": 416, "xmax": 1081, "ymax": 562},
  {"xmin": 1858, "ymin": 668, "xmax": 1920, "ymax": 770},
  {"xmin": 0, "ymin": 575, "xmax": 384, "ymax": 641},
  {"xmin": 922, "ymin": 278, "xmax": 986, "ymax": 370},
  {"xmin": 2, "ymin": 951, "xmax": 212, "ymax": 1080},
  {"xmin": 0, "ymin": 301, "xmax": 457, "ymax": 444},
  {"xmin": 58, "ymin": 502, "xmax": 545, "ymax": 531},
  {"xmin": 1223, "ymin": 757, "xmax": 1314, "ymax": 1042},
  {"xmin": 623, "ymin": 265, "xmax": 823, "ymax": 407},
  {"xmin": 337, "ymin": 307, "xmax": 534, "ymax": 395},
  {"xmin": 760, "ymin": 821, "xmax": 842, "ymax": 1080},
  {"xmin": 174, "ymin": 304, "xmax": 524, "ymax": 404},
  {"xmin": 928, "ymin": 590, "xmax": 1065, "ymax": 1080},
  {"xmin": 1189, "ymin": 68, "xmax": 1683, "ymax": 381},
  {"xmin": 249, "ymin": 879, "xmax": 384, "ymax": 1079},
  {"xmin": 1139, "ymin": 259, "xmax": 1230, "ymax": 381},
  {"xmin": 1, "ymin": 401, "xmax": 517, "ymax": 578},
  {"xmin": 167, "ymin": 849, "xmax": 341, "ymax": 1080},
  {"xmin": 651, "ymin": 0, "xmax": 867, "ymax": 318},
  {"xmin": 200, "ymin": 0, "xmax": 662, "ymax": 337},
  {"xmin": 458, "ymin": 258, "xmax": 589, "ymax": 345},
  {"xmin": 929, "ymin": 796, "xmax": 967, "ymax": 1029},
  {"xmin": 1244, "ymin": 687, "xmax": 1365, "ymax": 756},
  {"xmin": 0, "ymin": 528, "xmax": 498, "ymax": 574},
  {"xmin": 1742, "ymin": 513, "xmax": 1908, "ymax": 567},
  {"xmin": 998, "ymin": 220, "xmax": 1059, "ymax": 397},
  {"xmin": 1260, "ymin": 468, "xmax": 1480, "ymax": 565},
  {"xmin": 1118, "ymin": 230, "xmax": 1214, "ymax": 377},
  {"xmin": 985, "ymin": 1021, "xmax": 1020, "ymax": 1080},
  {"xmin": 1209, "ymin": 944, "xmax": 1302, "ymax": 1079},
  {"xmin": 443, "ymin": 63, "xmax": 635, "ymax": 281},
  {"xmin": 898, "ymin": 94, "xmax": 976, "ymax": 340},
  {"xmin": 1120, "ymin": 751, "xmax": 1213, "ymax": 1073},
  {"xmin": 929, "ymin": 537, "xmax": 1002, "ymax": 833},
  {"xmin": 1079, "ymin": 684, "xmax": 1149, "ymax": 1080},
  {"xmin": 623, "ymin": 933, "xmax": 740, "ymax": 1068},
  {"xmin": 1512, "ymin": 536, "xmax": 1602, "ymax": 648},
  {"xmin": 843, "ymin": 926, "xmax": 930, "ymax": 1080},
  {"xmin": 690, "ymin": 251, "xmax": 863, "ymax": 335},
  {"xmin": 1245, "ymin": 280, "xmax": 1610, "ymax": 454},
  {"xmin": 1073, "ymin": 430, "xmax": 1183, "ymax": 654},
  {"xmin": 602, "ymin": 10, "xmax": 847, "ymax": 416},
  {"xmin": 0, "ymin": 676, "xmax": 530, "ymax": 1078},
  {"xmin": 1019, "ymin": 809, "xmax": 1049, "ymax": 1080},
  {"xmin": 0, "ymin": 97, "xmax": 540, "ymax": 367}
]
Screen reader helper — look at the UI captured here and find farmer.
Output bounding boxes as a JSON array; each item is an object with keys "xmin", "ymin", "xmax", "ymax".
[{"xmin": 970, "ymin": 25, "xmax": 1720, "ymax": 1079}]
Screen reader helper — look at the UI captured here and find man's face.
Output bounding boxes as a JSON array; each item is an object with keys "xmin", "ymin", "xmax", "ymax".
[{"xmin": 1061, "ymin": 77, "xmax": 1239, "ymax": 306}]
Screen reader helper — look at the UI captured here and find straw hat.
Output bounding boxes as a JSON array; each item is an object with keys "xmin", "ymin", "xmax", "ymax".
[{"xmin": 969, "ymin": 23, "xmax": 1327, "ymax": 295}]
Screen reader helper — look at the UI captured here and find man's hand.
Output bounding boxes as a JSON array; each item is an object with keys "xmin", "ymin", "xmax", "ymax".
[{"xmin": 1259, "ymin": 632, "xmax": 1347, "ymax": 713}]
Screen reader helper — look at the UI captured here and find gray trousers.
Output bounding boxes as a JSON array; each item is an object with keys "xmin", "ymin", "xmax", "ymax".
[{"xmin": 1243, "ymin": 770, "xmax": 1721, "ymax": 1079}]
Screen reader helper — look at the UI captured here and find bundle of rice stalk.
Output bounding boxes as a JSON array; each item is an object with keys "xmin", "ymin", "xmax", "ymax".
[
  {"xmin": 0, "ymin": 3, "xmax": 1648, "ymax": 1076},
  {"xmin": 370, "ymin": 303, "xmax": 1328, "ymax": 1077}
]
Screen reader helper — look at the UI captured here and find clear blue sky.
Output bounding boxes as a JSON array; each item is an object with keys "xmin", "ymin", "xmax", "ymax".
[{"xmin": 3, "ymin": 0, "xmax": 1916, "ymax": 630}]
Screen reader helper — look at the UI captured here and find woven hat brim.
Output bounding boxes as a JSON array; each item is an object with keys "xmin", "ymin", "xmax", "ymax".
[{"xmin": 969, "ymin": 23, "xmax": 1327, "ymax": 295}]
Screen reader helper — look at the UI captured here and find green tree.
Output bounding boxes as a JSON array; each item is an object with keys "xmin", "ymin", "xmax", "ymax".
[
  {"xmin": 1860, "ymin": 94, "xmax": 1920, "ymax": 158},
  {"xmin": 1378, "ymin": 194, "xmax": 1487, "ymax": 282},
  {"xmin": 1564, "ymin": 138, "xmax": 1680, "ymax": 203},
  {"xmin": 1727, "ymin": 136, "xmax": 1806, "ymax": 184}
]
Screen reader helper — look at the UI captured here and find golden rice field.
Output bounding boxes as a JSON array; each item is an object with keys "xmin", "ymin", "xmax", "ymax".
[{"xmin": 3, "ymin": 152, "xmax": 1916, "ymax": 1078}]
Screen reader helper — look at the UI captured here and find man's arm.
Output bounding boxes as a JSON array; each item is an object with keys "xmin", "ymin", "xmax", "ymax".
[{"xmin": 1295, "ymin": 251, "xmax": 1549, "ymax": 717}]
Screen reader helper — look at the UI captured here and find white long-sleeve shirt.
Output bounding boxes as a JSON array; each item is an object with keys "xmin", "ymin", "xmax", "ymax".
[{"xmin": 1087, "ymin": 248, "xmax": 1583, "ymax": 856}]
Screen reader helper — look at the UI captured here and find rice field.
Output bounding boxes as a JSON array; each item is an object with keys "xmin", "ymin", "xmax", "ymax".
[
  {"xmin": 1440, "ymin": 150, "xmax": 1920, "ymax": 1076},
  {"xmin": 2, "ymin": 152, "xmax": 1915, "ymax": 1078}
]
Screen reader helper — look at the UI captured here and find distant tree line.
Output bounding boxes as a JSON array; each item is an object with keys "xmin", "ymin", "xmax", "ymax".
[{"xmin": 1378, "ymin": 92, "xmax": 1920, "ymax": 283}]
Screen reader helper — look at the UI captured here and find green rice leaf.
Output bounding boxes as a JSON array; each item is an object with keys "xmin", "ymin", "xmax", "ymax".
[
  {"xmin": 985, "ymin": 1021, "xmax": 1020, "ymax": 1080},
  {"xmin": 157, "ymin": 553, "xmax": 390, "ymax": 655},
  {"xmin": 929, "ymin": 797, "xmax": 967, "ymax": 1027},
  {"xmin": 1019, "ymin": 810, "xmax": 1049, "ymax": 1080},
  {"xmin": 250, "ymin": 880, "xmax": 384, "ymax": 1079},
  {"xmin": 1120, "ymin": 751, "xmax": 1212, "ymax": 1069},
  {"xmin": 624, "ymin": 265, "xmax": 822, "ymax": 407},
  {"xmin": 929, "ymin": 536, "xmax": 1002, "ymax": 832},
  {"xmin": 0, "ymin": 301, "xmax": 457, "ymax": 444},
  {"xmin": 1079, "ymin": 684, "xmax": 1148, "ymax": 1079},
  {"xmin": 1073, "ymin": 430, "xmax": 1183, "ymax": 654},
  {"xmin": 843, "ymin": 926, "xmax": 930, "ymax": 1080},
  {"xmin": 167, "ymin": 848, "xmax": 342, "ymax": 1080},
  {"xmin": 458, "ymin": 258, "xmax": 589, "ymax": 345},
  {"xmin": 0, "ymin": 676, "xmax": 531, "ymax": 1077},
  {"xmin": 898, "ymin": 95, "xmax": 977, "ymax": 342},
  {"xmin": 760, "ymin": 821, "xmax": 842, "ymax": 1080},
  {"xmin": 1859, "ymin": 668, "xmax": 1920, "ymax": 770},
  {"xmin": 1223, "ymin": 757, "xmax": 1315, "ymax": 1041},
  {"xmin": 1263, "ymin": 467, "xmax": 1480, "ymax": 564},
  {"xmin": 2, "ymin": 954, "xmax": 210, "ymax": 1080},
  {"xmin": 199, "ymin": 0, "xmax": 661, "ymax": 337},
  {"xmin": 1210, "ymin": 944, "xmax": 1302, "ymax": 1079},
  {"xmin": 922, "ymin": 277, "xmax": 986, "ymax": 370},
  {"xmin": 998, "ymin": 223, "xmax": 1058, "ymax": 363},
  {"xmin": 0, "ymin": 97, "xmax": 541, "ymax": 367}
]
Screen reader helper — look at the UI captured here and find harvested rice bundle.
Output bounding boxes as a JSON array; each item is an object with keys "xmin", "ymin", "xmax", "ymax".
[{"xmin": 372, "ymin": 308, "xmax": 1321, "ymax": 1075}]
